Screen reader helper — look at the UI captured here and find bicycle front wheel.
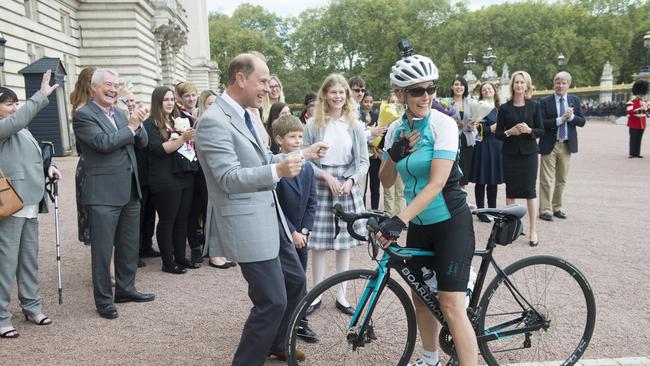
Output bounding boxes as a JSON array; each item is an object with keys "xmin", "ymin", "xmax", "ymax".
[
  {"xmin": 286, "ymin": 269, "xmax": 417, "ymax": 366},
  {"xmin": 478, "ymin": 255, "xmax": 596, "ymax": 365}
]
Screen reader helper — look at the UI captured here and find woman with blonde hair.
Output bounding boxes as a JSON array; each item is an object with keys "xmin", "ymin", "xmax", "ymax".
[
  {"xmin": 303, "ymin": 73, "xmax": 369, "ymax": 315},
  {"xmin": 261, "ymin": 75, "xmax": 285, "ymax": 122},
  {"xmin": 197, "ymin": 90, "xmax": 217, "ymax": 118},
  {"xmin": 495, "ymin": 71, "xmax": 544, "ymax": 246}
]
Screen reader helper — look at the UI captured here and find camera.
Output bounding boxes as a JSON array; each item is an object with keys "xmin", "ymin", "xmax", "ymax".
[{"xmin": 398, "ymin": 38, "xmax": 413, "ymax": 58}]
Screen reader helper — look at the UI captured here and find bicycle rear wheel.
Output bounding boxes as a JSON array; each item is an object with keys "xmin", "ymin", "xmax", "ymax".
[
  {"xmin": 478, "ymin": 255, "xmax": 596, "ymax": 365},
  {"xmin": 286, "ymin": 269, "xmax": 417, "ymax": 366}
]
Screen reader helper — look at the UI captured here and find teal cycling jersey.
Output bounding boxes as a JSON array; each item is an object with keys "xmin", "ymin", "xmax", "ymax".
[{"xmin": 383, "ymin": 110, "xmax": 466, "ymax": 225}]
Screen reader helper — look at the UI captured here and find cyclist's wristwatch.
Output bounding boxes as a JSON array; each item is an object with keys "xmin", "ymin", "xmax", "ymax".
[{"xmin": 301, "ymin": 228, "xmax": 311, "ymax": 236}]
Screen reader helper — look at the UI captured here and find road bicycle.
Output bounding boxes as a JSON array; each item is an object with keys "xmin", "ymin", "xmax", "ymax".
[{"xmin": 285, "ymin": 204, "xmax": 596, "ymax": 365}]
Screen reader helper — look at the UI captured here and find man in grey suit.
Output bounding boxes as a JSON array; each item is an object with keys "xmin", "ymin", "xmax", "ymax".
[
  {"xmin": 73, "ymin": 69, "xmax": 154, "ymax": 320},
  {"xmin": 195, "ymin": 53, "xmax": 327, "ymax": 365}
]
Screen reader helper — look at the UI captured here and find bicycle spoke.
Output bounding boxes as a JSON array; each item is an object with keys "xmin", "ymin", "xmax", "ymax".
[{"xmin": 478, "ymin": 257, "xmax": 595, "ymax": 366}]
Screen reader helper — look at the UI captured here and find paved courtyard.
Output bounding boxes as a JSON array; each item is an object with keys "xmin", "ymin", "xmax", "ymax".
[{"xmin": 1, "ymin": 120, "xmax": 649, "ymax": 365}]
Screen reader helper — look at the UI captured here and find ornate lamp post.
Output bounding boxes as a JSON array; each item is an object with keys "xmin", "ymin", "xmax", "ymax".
[
  {"xmin": 0, "ymin": 32, "xmax": 6, "ymax": 86},
  {"xmin": 463, "ymin": 51, "xmax": 476, "ymax": 72},
  {"xmin": 557, "ymin": 53, "xmax": 565, "ymax": 68},
  {"xmin": 481, "ymin": 46, "xmax": 498, "ymax": 83},
  {"xmin": 463, "ymin": 51, "xmax": 478, "ymax": 92},
  {"xmin": 482, "ymin": 46, "xmax": 496, "ymax": 67}
]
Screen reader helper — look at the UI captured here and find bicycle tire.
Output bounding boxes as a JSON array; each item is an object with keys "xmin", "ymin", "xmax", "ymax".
[
  {"xmin": 477, "ymin": 255, "xmax": 596, "ymax": 366},
  {"xmin": 286, "ymin": 269, "xmax": 417, "ymax": 366}
]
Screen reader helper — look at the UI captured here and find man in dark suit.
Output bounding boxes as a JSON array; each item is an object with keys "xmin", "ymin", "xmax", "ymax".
[
  {"xmin": 538, "ymin": 71, "xmax": 586, "ymax": 221},
  {"xmin": 195, "ymin": 53, "xmax": 327, "ymax": 365},
  {"xmin": 73, "ymin": 69, "xmax": 154, "ymax": 319}
]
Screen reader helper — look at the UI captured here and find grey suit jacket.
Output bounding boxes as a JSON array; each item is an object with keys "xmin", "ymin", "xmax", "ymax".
[
  {"xmin": 73, "ymin": 101, "xmax": 147, "ymax": 206},
  {"xmin": 195, "ymin": 96, "xmax": 291, "ymax": 263},
  {"xmin": 0, "ymin": 91, "xmax": 50, "ymax": 207}
]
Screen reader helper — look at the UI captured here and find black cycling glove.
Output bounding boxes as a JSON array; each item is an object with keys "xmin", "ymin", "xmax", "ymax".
[
  {"xmin": 387, "ymin": 136, "xmax": 411, "ymax": 163},
  {"xmin": 378, "ymin": 216, "xmax": 407, "ymax": 241}
]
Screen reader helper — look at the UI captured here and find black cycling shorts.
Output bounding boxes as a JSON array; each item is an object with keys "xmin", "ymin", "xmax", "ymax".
[{"xmin": 404, "ymin": 207, "xmax": 475, "ymax": 292}]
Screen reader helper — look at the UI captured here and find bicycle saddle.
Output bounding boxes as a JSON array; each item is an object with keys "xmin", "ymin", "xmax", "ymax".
[{"xmin": 473, "ymin": 205, "xmax": 527, "ymax": 220}]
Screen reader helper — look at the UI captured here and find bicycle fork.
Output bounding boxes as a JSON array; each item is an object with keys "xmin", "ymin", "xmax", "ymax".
[{"xmin": 346, "ymin": 255, "xmax": 391, "ymax": 350}]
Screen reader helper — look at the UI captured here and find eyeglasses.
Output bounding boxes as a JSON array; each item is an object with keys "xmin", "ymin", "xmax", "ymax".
[
  {"xmin": 269, "ymin": 85, "xmax": 281, "ymax": 90},
  {"xmin": 352, "ymin": 88, "xmax": 366, "ymax": 93},
  {"xmin": 405, "ymin": 85, "xmax": 437, "ymax": 97}
]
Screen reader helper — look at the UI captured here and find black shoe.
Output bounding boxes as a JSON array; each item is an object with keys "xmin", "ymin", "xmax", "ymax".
[
  {"xmin": 140, "ymin": 247, "xmax": 161, "ymax": 258},
  {"xmin": 529, "ymin": 240, "xmax": 539, "ymax": 247},
  {"xmin": 97, "ymin": 304, "xmax": 118, "ymax": 319},
  {"xmin": 137, "ymin": 258, "xmax": 146, "ymax": 268},
  {"xmin": 162, "ymin": 264, "xmax": 187, "ymax": 274},
  {"xmin": 114, "ymin": 290, "xmax": 155, "ymax": 303},
  {"xmin": 190, "ymin": 248, "xmax": 203, "ymax": 266},
  {"xmin": 177, "ymin": 258, "xmax": 201, "ymax": 269},
  {"xmin": 477, "ymin": 213, "xmax": 492, "ymax": 223},
  {"xmin": 539, "ymin": 212, "xmax": 554, "ymax": 221},
  {"xmin": 297, "ymin": 320, "xmax": 319, "ymax": 343},
  {"xmin": 335, "ymin": 300, "xmax": 355, "ymax": 316},
  {"xmin": 305, "ymin": 299, "xmax": 321, "ymax": 316},
  {"xmin": 553, "ymin": 210, "xmax": 567, "ymax": 219}
]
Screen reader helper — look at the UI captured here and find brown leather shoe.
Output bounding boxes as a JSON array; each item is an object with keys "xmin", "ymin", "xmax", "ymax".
[{"xmin": 269, "ymin": 349, "xmax": 305, "ymax": 362}]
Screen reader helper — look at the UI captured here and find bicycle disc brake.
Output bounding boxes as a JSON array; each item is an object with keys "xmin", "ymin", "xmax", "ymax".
[{"xmin": 347, "ymin": 320, "xmax": 377, "ymax": 350}]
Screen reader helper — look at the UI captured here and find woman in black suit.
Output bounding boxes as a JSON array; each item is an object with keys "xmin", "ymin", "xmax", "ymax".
[
  {"xmin": 495, "ymin": 71, "xmax": 544, "ymax": 246},
  {"xmin": 143, "ymin": 86, "xmax": 196, "ymax": 274}
]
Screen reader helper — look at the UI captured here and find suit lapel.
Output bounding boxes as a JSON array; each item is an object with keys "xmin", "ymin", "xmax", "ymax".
[
  {"xmin": 216, "ymin": 98, "xmax": 267, "ymax": 161},
  {"xmin": 89, "ymin": 102, "xmax": 118, "ymax": 132},
  {"xmin": 286, "ymin": 176, "xmax": 301, "ymax": 194}
]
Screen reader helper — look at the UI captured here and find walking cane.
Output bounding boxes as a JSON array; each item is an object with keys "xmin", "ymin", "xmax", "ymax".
[
  {"xmin": 42, "ymin": 141, "xmax": 63, "ymax": 304},
  {"xmin": 49, "ymin": 177, "xmax": 63, "ymax": 304}
]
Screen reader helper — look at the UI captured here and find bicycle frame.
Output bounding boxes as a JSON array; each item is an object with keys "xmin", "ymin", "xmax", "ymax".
[{"xmin": 346, "ymin": 219, "xmax": 549, "ymax": 348}]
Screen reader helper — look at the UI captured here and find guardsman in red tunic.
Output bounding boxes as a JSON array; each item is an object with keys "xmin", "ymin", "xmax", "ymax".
[{"xmin": 626, "ymin": 80, "xmax": 648, "ymax": 158}]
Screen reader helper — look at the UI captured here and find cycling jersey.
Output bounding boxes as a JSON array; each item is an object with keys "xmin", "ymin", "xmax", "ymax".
[{"xmin": 384, "ymin": 110, "xmax": 466, "ymax": 225}]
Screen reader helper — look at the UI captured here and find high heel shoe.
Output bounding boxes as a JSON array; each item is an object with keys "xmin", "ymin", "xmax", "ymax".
[{"xmin": 23, "ymin": 312, "xmax": 52, "ymax": 325}]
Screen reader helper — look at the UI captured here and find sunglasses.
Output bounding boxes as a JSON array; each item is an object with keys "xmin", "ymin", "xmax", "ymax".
[
  {"xmin": 405, "ymin": 85, "xmax": 437, "ymax": 97},
  {"xmin": 352, "ymin": 88, "xmax": 366, "ymax": 93}
]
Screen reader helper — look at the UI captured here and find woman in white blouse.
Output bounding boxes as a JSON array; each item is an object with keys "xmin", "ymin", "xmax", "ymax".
[{"xmin": 303, "ymin": 73, "xmax": 369, "ymax": 315}]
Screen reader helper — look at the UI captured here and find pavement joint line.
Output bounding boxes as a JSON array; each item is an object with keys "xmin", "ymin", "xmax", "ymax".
[{"xmin": 499, "ymin": 357, "xmax": 650, "ymax": 366}]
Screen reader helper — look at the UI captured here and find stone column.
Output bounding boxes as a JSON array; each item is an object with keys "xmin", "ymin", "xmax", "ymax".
[
  {"xmin": 77, "ymin": 0, "xmax": 158, "ymax": 102},
  {"xmin": 599, "ymin": 61, "xmax": 613, "ymax": 103}
]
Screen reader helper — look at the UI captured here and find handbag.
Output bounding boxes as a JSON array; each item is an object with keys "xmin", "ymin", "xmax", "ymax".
[{"xmin": 0, "ymin": 167, "xmax": 24, "ymax": 221}]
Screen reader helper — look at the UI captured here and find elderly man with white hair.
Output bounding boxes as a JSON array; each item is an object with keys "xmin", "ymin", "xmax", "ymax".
[
  {"xmin": 73, "ymin": 68, "xmax": 154, "ymax": 319},
  {"xmin": 538, "ymin": 71, "xmax": 586, "ymax": 222}
]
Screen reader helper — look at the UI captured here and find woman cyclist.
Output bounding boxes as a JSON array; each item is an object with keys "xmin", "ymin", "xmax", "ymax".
[{"xmin": 377, "ymin": 51, "xmax": 478, "ymax": 366}]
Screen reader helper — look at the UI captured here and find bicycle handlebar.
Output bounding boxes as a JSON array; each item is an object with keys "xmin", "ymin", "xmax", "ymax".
[{"xmin": 331, "ymin": 204, "xmax": 412, "ymax": 261}]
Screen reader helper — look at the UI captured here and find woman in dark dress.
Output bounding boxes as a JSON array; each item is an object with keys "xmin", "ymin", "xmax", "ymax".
[
  {"xmin": 495, "ymin": 71, "xmax": 544, "ymax": 246},
  {"xmin": 70, "ymin": 67, "xmax": 96, "ymax": 245},
  {"xmin": 469, "ymin": 82, "xmax": 504, "ymax": 223},
  {"xmin": 143, "ymin": 86, "xmax": 196, "ymax": 274}
]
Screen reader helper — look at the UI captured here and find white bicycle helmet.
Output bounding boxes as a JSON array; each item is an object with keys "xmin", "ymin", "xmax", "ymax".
[{"xmin": 390, "ymin": 54, "xmax": 439, "ymax": 88}]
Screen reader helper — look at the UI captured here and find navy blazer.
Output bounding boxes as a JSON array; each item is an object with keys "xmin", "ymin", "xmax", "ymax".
[
  {"xmin": 275, "ymin": 162, "xmax": 317, "ymax": 234},
  {"xmin": 538, "ymin": 94, "xmax": 586, "ymax": 154}
]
